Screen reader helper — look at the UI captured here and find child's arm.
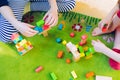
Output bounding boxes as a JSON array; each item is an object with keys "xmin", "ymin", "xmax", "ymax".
[
  {"xmin": 98, "ymin": 3, "xmax": 119, "ymax": 30},
  {"xmin": 106, "ymin": 3, "xmax": 119, "ymax": 20},
  {"xmin": 43, "ymin": 0, "xmax": 58, "ymax": 27},
  {"xmin": 0, "ymin": 6, "xmax": 38, "ymax": 37},
  {"xmin": 92, "ymin": 40, "xmax": 120, "ymax": 63}
]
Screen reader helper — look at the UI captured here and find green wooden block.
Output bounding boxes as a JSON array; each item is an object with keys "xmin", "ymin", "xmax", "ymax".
[
  {"xmin": 88, "ymin": 47, "xmax": 95, "ymax": 54},
  {"xmin": 50, "ymin": 72, "xmax": 57, "ymax": 80},
  {"xmin": 78, "ymin": 46, "xmax": 84, "ymax": 53},
  {"xmin": 85, "ymin": 51, "xmax": 92, "ymax": 56},
  {"xmin": 36, "ymin": 20, "xmax": 44, "ymax": 26}
]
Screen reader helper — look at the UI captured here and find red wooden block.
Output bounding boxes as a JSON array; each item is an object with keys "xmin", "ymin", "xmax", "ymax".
[
  {"xmin": 35, "ymin": 66, "xmax": 43, "ymax": 73},
  {"xmin": 43, "ymin": 24, "xmax": 49, "ymax": 30},
  {"xmin": 70, "ymin": 32, "xmax": 75, "ymax": 37},
  {"xmin": 102, "ymin": 24, "xmax": 108, "ymax": 32}
]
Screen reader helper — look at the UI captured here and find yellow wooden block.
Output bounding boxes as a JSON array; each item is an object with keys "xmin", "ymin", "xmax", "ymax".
[
  {"xmin": 20, "ymin": 39, "xmax": 27, "ymax": 46},
  {"xmin": 83, "ymin": 46, "xmax": 89, "ymax": 52},
  {"xmin": 80, "ymin": 53, "xmax": 85, "ymax": 57},
  {"xmin": 85, "ymin": 54, "xmax": 93, "ymax": 59},
  {"xmin": 71, "ymin": 70, "xmax": 77, "ymax": 79},
  {"xmin": 76, "ymin": 44, "xmax": 79, "ymax": 48},
  {"xmin": 62, "ymin": 40, "xmax": 67, "ymax": 45}
]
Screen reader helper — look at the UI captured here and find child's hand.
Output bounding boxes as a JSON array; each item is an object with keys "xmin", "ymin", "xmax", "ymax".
[
  {"xmin": 43, "ymin": 8, "xmax": 58, "ymax": 27},
  {"xmin": 98, "ymin": 18, "xmax": 112, "ymax": 31},
  {"xmin": 91, "ymin": 39, "xmax": 107, "ymax": 53},
  {"xmin": 15, "ymin": 22, "xmax": 38, "ymax": 37}
]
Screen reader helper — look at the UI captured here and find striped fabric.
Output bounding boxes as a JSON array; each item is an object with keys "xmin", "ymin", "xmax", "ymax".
[
  {"xmin": 0, "ymin": 0, "xmax": 76, "ymax": 43},
  {"xmin": 30, "ymin": 0, "xmax": 76, "ymax": 12}
]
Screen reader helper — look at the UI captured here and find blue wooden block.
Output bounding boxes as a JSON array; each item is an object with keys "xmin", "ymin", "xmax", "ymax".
[
  {"xmin": 18, "ymin": 52, "xmax": 23, "ymax": 55},
  {"xmin": 19, "ymin": 36, "xmax": 23, "ymax": 41},
  {"xmin": 56, "ymin": 38, "xmax": 62, "ymax": 43},
  {"xmin": 34, "ymin": 27, "xmax": 39, "ymax": 32},
  {"xmin": 34, "ymin": 26, "xmax": 43, "ymax": 33},
  {"xmin": 58, "ymin": 24, "xmax": 63, "ymax": 30},
  {"xmin": 38, "ymin": 27, "xmax": 43, "ymax": 33}
]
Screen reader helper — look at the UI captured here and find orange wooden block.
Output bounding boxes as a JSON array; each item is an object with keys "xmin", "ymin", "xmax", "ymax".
[
  {"xmin": 86, "ymin": 72, "xmax": 95, "ymax": 78},
  {"xmin": 18, "ymin": 47, "xmax": 24, "ymax": 52},
  {"xmin": 66, "ymin": 58, "xmax": 71, "ymax": 64},
  {"xmin": 57, "ymin": 51, "xmax": 64, "ymax": 58}
]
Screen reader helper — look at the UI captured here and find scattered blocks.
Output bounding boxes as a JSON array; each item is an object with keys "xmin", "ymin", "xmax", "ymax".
[
  {"xmin": 86, "ymin": 72, "xmax": 95, "ymax": 78},
  {"xmin": 56, "ymin": 38, "xmax": 62, "ymax": 43},
  {"xmin": 70, "ymin": 32, "xmax": 75, "ymax": 37},
  {"xmin": 66, "ymin": 58, "xmax": 71, "ymax": 64},
  {"xmin": 35, "ymin": 66, "xmax": 43, "ymax": 73},
  {"xmin": 50, "ymin": 72, "xmax": 57, "ymax": 80},
  {"xmin": 71, "ymin": 70, "xmax": 77, "ymax": 79},
  {"xmin": 57, "ymin": 51, "xmax": 64, "ymax": 58},
  {"xmin": 35, "ymin": 19, "xmax": 51, "ymax": 37},
  {"xmin": 96, "ymin": 75, "xmax": 112, "ymax": 80}
]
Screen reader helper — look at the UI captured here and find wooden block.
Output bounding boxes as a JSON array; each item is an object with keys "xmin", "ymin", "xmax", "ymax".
[
  {"xmin": 96, "ymin": 75, "xmax": 112, "ymax": 80},
  {"xmin": 57, "ymin": 51, "xmax": 64, "ymax": 58},
  {"xmin": 42, "ymin": 31, "xmax": 48, "ymax": 37},
  {"xmin": 86, "ymin": 72, "xmax": 95, "ymax": 78},
  {"xmin": 35, "ymin": 66, "xmax": 43, "ymax": 73},
  {"xmin": 50, "ymin": 72, "xmax": 57, "ymax": 80},
  {"xmin": 71, "ymin": 70, "xmax": 77, "ymax": 79}
]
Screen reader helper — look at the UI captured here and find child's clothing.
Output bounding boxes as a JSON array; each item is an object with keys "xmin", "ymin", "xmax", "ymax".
[
  {"xmin": 0, "ymin": 0, "xmax": 75, "ymax": 43},
  {"xmin": 109, "ymin": 48, "xmax": 120, "ymax": 70}
]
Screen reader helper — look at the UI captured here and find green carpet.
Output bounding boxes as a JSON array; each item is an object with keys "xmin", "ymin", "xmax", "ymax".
[{"xmin": 0, "ymin": 11, "xmax": 119, "ymax": 80}]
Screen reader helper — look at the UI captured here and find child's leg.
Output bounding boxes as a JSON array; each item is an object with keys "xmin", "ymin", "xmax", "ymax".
[
  {"xmin": 109, "ymin": 26, "xmax": 120, "ymax": 70},
  {"xmin": 0, "ymin": 0, "xmax": 28, "ymax": 43},
  {"xmin": 113, "ymin": 27, "xmax": 120, "ymax": 49},
  {"xmin": 30, "ymin": 0, "xmax": 76, "ymax": 12}
]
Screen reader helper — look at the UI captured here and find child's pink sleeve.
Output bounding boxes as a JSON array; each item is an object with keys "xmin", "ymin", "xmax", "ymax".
[{"xmin": 117, "ymin": 10, "xmax": 120, "ymax": 18}]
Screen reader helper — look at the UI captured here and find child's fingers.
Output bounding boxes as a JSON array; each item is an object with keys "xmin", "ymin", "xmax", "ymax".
[
  {"xmin": 43, "ymin": 15, "xmax": 49, "ymax": 21},
  {"xmin": 97, "ymin": 39, "xmax": 101, "ymax": 43},
  {"xmin": 45, "ymin": 16, "xmax": 52, "ymax": 24},
  {"xmin": 50, "ymin": 19, "xmax": 57, "ymax": 27},
  {"xmin": 91, "ymin": 40, "xmax": 96, "ymax": 45},
  {"xmin": 29, "ymin": 28, "xmax": 38, "ymax": 34},
  {"xmin": 48, "ymin": 17, "xmax": 54, "ymax": 26},
  {"xmin": 26, "ymin": 23, "xmax": 35, "ymax": 28}
]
